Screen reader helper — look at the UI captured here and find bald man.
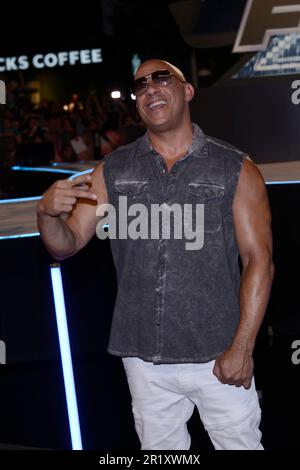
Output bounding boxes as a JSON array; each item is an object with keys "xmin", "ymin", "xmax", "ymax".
[{"xmin": 37, "ymin": 59, "xmax": 274, "ymax": 450}]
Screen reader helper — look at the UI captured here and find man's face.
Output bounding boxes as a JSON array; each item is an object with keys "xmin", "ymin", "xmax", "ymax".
[{"xmin": 134, "ymin": 61, "xmax": 192, "ymax": 133}]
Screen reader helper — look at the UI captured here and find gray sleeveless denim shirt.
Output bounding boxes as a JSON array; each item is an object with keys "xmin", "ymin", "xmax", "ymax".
[{"xmin": 102, "ymin": 123, "xmax": 246, "ymax": 364}]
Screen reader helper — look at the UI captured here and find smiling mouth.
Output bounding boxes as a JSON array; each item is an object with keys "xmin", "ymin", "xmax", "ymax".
[{"xmin": 147, "ymin": 99, "xmax": 167, "ymax": 110}]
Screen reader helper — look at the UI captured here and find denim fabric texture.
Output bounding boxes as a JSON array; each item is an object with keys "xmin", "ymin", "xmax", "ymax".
[{"xmin": 103, "ymin": 123, "xmax": 246, "ymax": 364}]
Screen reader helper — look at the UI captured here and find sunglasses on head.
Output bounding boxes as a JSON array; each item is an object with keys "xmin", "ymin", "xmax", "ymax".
[{"xmin": 132, "ymin": 69, "xmax": 186, "ymax": 97}]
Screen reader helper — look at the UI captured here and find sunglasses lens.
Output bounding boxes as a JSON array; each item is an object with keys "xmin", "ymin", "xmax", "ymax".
[
  {"xmin": 132, "ymin": 77, "xmax": 148, "ymax": 96},
  {"xmin": 152, "ymin": 70, "xmax": 172, "ymax": 86},
  {"xmin": 132, "ymin": 70, "xmax": 172, "ymax": 96}
]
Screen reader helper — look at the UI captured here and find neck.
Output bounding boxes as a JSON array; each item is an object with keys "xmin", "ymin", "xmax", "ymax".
[{"xmin": 147, "ymin": 121, "xmax": 194, "ymax": 160}]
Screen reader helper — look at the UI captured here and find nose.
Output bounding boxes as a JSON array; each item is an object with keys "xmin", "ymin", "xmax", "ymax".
[{"xmin": 144, "ymin": 79, "xmax": 160, "ymax": 97}]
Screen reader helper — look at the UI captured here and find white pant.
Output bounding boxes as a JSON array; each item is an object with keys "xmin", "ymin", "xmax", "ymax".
[{"xmin": 122, "ymin": 357, "xmax": 263, "ymax": 450}]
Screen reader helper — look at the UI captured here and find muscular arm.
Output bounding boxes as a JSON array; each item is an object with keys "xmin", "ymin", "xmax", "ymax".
[
  {"xmin": 37, "ymin": 161, "xmax": 108, "ymax": 260},
  {"xmin": 213, "ymin": 156, "xmax": 275, "ymax": 388}
]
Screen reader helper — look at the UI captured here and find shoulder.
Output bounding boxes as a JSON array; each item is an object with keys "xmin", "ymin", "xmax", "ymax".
[
  {"xmin": 206, "ymin": 134, "xmax": 246, "ymax": 159},
  {"xmin": 205, "ymin": 134, "xmax": 258, "ymax": 181},
  {"xmin": 203, "ymin": 132, "xmax": 265, "ymax": 191},
  {"xmin": 237, "ymin": 155, "xmax": 266, "ymax": 192},
  {"xmin": 103, "ymin": 134, "xmax": 145, "ymax": 164}
]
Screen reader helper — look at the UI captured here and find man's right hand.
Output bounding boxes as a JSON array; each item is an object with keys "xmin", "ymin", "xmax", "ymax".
[{"xmin": 37, "ymin": 174, "xmax": 98, "ymax": 217}]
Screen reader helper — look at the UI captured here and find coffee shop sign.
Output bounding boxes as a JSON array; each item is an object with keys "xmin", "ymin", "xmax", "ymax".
[{"xmin": 0, "ymin": 48, "xmax": 103, "ymax": 72}]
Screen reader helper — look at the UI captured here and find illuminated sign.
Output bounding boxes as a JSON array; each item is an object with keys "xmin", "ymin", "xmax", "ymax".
[
  {"xmin": 0, "ymin": 79, "xmax": 5, "ymax": 104},
  {"xmin": 233, "ymin": 0, "xmax": 300, "ymax": 52},
  {"xmin": 233, "ymin": 33, "xmax": 300, "ymax": 78},
  {"xmin": 0, "ymin": 48, "xmax": 102, "ymax": 72}
]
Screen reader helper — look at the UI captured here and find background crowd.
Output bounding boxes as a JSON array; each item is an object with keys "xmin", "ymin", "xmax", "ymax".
[{"xmin": 0, "ymin": 78, "xmax": 145, "ymax": 166}]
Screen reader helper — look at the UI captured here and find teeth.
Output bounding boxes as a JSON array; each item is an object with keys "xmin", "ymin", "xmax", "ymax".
[{"xmin": 148, "ymin": 99, "xmax": 166, "ymax": 109}]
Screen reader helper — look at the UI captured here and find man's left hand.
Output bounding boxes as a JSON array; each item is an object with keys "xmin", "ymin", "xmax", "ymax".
[{"xmin": 213, "ymin": 344, "xmax": 254, "ymax": 389}]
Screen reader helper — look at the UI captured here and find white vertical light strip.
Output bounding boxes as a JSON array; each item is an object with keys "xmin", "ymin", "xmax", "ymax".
[{"xmin": 50, "ymin": 264, "xmax": 83, "ymax": 450}]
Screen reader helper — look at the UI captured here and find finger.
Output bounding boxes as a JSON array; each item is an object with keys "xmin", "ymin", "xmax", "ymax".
[
  {"xmin": 62, "ymin": 197, "xmax": 77, "ymax": 205},
  {"xmin": 212, "ymin": 363, "xmax": 219, "ymax": 377},
  {"xmin": 234, "ymin": 381, "xmax": 243, "ymax": 388},
  {"xmin": 218, "ymin": 376, "xmax": 235, "ymax": 385},
  {"xmin": 70, "ymin": 174, "xmax": 92, "ymax": 186},
  {"xmin": 55, "ymin": 179, "xmax": 71, "ymax": 189},
  {"xmin": 71, "ymin": 184, "xmax": 90, "ymax": 191},
  {"xmin": 65, "ymin": 189, "xmax": 97, "ymax": 200},
  {"xmin": 55, "ymin": 174, "xmax": 92, "ymax": 189},
  {"xmin": 213, "ymin": 367, "xmax": 225, "ymax": 384},
  {"xmin": 60, "ymin": 204, "xmax": 74, "ymax": 213},
  {"xmin": 212, "ymin": 358, "xmax": 220, "ymax": 373},
  {"xmin": 216, "ymin": 376, "xmax": 226, "ymax": 384},
  {"xmin": 242, "ymin": 378, "xmax": 252, "ymax": 390}
]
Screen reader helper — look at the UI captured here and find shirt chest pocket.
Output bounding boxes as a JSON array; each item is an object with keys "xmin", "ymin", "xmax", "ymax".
[
  {"xmin": 187, "ymin": 182, "xmax": 225, "ymax": 233},
  {"xmin": 114, "ymin": 180, "xmax": 150, "ymax": 205}
]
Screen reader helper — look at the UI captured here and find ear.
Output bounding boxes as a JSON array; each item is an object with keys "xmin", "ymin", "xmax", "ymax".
[{"xmin": 184, "ymin": 83, "xmax": 195, "ymax": 103}]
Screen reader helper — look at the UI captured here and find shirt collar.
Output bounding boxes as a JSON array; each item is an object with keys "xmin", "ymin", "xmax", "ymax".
[{"xmin": 135, "ymin": 123, "xmax": 208, "ymax": 159}]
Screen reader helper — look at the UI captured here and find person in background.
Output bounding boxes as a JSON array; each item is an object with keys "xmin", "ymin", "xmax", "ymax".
[
  {"xmin": 99, "ymin": 112, "xmax": 125, "ymax": 156},
  {"xmin": 22, "ymin": 115, "xmax": 45, "ymax": 143}
]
